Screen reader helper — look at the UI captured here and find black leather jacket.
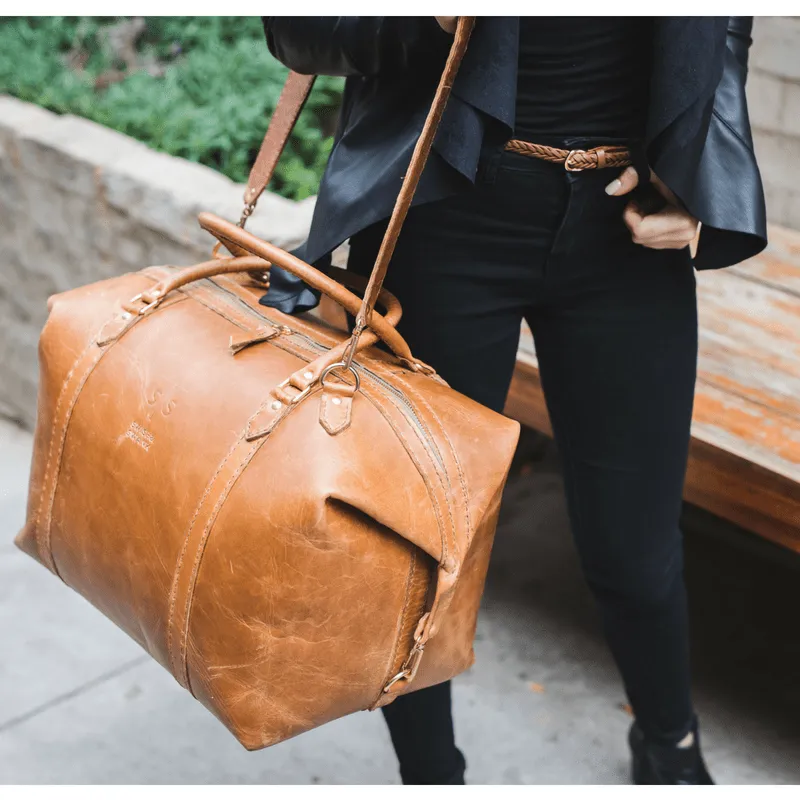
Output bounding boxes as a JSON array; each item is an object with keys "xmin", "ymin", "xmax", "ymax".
[{"xmin": 261, "ymin": 17, "xmax": 767, "ymax": 312}]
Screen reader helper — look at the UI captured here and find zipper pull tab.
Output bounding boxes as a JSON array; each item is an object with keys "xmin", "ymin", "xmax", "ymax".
[{"xmin": 229, "ymin": 324, "xmax": 283, "ymax": 355}]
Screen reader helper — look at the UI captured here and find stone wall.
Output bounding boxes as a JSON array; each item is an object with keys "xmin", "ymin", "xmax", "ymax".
[
  {"xmin": 749, "ymin": 16, "xmax": 800, "ymax": 229},
  {"xmin": 0, "ymin": 95, "xmax": 314, "ymax": 429}
]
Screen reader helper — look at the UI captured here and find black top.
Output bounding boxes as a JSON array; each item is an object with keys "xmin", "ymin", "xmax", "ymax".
[
  {"xmin": 261, "ymin": 16, "xmax": 765, "ymax": 302},
  {"xmin": 514, "ymin": 17, "xmax": 654, "ymax": 140}
]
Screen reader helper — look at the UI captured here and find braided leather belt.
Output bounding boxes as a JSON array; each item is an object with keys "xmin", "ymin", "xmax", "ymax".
[{"xmin": 504, "ymin": 139, "xmax": 632, "ymax": 171}]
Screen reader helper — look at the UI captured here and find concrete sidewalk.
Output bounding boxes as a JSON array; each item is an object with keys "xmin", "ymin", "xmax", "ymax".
[{"xmin": 1, "ymin": 418, "xmax": 798, "ymax": 784}]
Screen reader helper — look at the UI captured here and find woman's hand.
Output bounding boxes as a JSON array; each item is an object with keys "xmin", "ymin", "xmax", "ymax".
[
  {"xmin": 606, "ymin": 167, "xmax": 702, "ymax": 254},
  {"xmin": 435, "ymin": 17, "xmax": 458, "ymax": 34}
]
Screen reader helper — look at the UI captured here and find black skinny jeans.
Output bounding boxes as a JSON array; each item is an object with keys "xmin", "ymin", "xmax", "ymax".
[{"xmin": 348, "ymin": 138, "xmax": 699, "ymax": 784}]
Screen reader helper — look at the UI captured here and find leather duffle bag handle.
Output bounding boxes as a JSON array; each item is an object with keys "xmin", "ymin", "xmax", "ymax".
[
  {"xmin": 134, "ymin": 18, "xmax": 475, "ymax": 387},
  {"xmin": 199, "ymin": 16, "xmax": 477, "ymax": 374}
]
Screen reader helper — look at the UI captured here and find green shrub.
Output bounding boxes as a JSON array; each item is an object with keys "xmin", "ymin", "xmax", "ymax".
[{"xmin": 0, "ymin": 17, "xmax": 343, "ymax": 200}]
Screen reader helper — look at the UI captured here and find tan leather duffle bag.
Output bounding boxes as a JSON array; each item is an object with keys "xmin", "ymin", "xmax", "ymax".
[{"xmin": 16, "ymin": 18, "xmax": 520, "ymax": 750}]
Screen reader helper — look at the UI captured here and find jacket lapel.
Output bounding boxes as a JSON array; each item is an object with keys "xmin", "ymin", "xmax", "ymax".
[
  {"xmin": 433, "ymin": 17, "xmax": 518, "ymax": 180},
  {"xmin": 449, "ymin": 16, "xmax": 519, "ymax": 128}
]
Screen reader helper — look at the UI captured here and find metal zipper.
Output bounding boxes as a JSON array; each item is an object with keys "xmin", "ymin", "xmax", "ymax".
[
  {"xmin": 206, "ymin": 278, "xmax": 447, "ymax": 474},
  {"xmin": 358, "ymin": 370, "xmax": 447, "ymax": 475}
]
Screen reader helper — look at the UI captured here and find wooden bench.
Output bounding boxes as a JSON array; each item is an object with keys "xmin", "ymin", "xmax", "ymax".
[
  {"xmin": 318, "ymin": 224, "xmax": 800, "ymax": 554},
  {"xmin": 506, "ymin": 223, "xmax": 800, "ymax": 554}
]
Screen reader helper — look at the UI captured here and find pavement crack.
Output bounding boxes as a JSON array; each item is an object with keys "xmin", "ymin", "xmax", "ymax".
[{"xmin": 0, "ymin": 655, "xmax": 149, "ymax": 733}]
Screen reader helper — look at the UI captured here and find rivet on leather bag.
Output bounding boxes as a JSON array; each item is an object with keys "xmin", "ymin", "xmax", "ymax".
[{"xmin": 16, "ymin": 17, "xmax": 520, "ymax": 750}]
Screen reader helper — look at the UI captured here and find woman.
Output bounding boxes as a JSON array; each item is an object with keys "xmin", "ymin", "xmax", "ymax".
[{"xmin": 260, "ymin": 16, "xmax": 767, "ymax": 785}]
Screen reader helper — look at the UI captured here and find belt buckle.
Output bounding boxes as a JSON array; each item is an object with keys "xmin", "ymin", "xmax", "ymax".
[{"xmin": 564, "ymin": 149, "xmax": 588, "ymax": 172}]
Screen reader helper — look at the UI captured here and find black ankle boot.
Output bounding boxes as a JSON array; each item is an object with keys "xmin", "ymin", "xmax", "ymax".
[
  {"xmin": 629, "ymin": 720, "xmax": 715, "ymax": 785},
  {"xmin": 399, "ymin": 748, "xmax": 466, "ymax": 785}
]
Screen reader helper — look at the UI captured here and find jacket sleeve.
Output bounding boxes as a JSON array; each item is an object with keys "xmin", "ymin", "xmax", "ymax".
[
  {"xmin": 262, "ymin": 16, "xmax": 453, "ymax": 77},
  {"xmin": 691, "ymin": 16, "xmax": 767, "ymax": 269},
  {"xmin": 725, "ymin": 16, "xmax": 753, "ymax": 71}
]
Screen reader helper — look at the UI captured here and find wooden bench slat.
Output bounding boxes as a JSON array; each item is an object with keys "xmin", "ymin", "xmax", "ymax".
[
  {"xmin": 697, "ymin": 272, "xmax": 800, "ymax": 388},
  {"xmin": 692, "ymin": 379, "xmax": 800, "ymax": 484},
  {"xmin": 683, "ymin": 436, "xmax": 800, "ymax": 553},
  {"xmin": 729, "ymin": 225, "xmax": 800, "ymax": 296}
]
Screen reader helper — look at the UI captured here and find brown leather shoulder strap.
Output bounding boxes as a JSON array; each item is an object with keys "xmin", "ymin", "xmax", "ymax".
[
  {"xmin": 244, "ymin": 71, "xmax": 316, "ymax": 209},
  {"xmin": 354, "ymin": 17, "xmax": 474, "ymax": 332},
  {"xmin": 240, "ymin": 17, "xmax": 476, "ymax": 347}
]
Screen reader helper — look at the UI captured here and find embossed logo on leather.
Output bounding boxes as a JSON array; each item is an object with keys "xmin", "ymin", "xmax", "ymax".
[
  {"xmin": 146, "ymin": 388, "xmax": 176, "ymax": 417},
  {"xmin": 124, "ymin": 422, "xmax": 155, "ymax": 452}
]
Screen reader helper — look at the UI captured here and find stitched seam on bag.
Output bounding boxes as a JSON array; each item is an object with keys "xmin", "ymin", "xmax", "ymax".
[
  {"xmin": 178, "ymin": 440, "xmax": 263, "ymax": 693},
  {"xmin": 247, "ymin": 393, "xmax": 299, "ymax": 438},
  {"xmin": 365, "ymin": 375, "xmax": 450, "ymax": 563},
  {"xmin": 383, "ymin": 374, "xmax": 449, "ymax": 489},
  {"xmin": 161, "ymin": 282, "xmax": 450, "ymax": 676},
  {"xmin": 392, "ymin": 375, "xmax": 469, "ymax": 552},
  {"xmin": 205, "ymin": 276, "xmax": 338, "ymax": 348},
  {"xmin": 33, "ymin": 284, "xmax": 179, "ymax": 551},
  {"xmin": 39, "ymin": 350, "xmax": 104, "ymax": 576},
  {"xmin": 359, "ymin": 390, "xmax": 447, "ymax": 564},
  {"xmin": 183, "ymin": 282, "xmax": 338, "ymax": 371},
  {"xmin": 33, "ymin": 335, "xmax": 99, "ymax": 571},
  {"xmin": 166, "ymin": 434, "xmax": 244, "ymax": 682},
  {"xmin": 181, "ymin": 283, "xmax": 252, "ymax": 330},
  {"xmin": 319, "ymin": 395, "xmax": 335, "ymax": 433},
  {"xmin": 383, "ymin": 400, "xmax": 447, "ymax": 562},
  {"xmin": 35, "ymin": 294, "xmax": 188, "ymax": 577},
  {"xmin": 211, "ymin": 276, "xmax": 309, "ymax": 335},
  {"xmin": 319, "ymin": 394, "xmax": 349, "ymax": 435},
  {"xmin": 210, "ymin": 273, "xmax": 416, "ymax": 368},
  {"xmin": 400, "ymin": 385, "xmax": 472, "ymax": 545},
  {"xmin": 169, "ymin": 394, "xmax": 302, "ymax": 690},
  {"xmin": 210, "ymin": 275, "xmax": 401, "ymax": 368},
  {"xmin": 372, "ymin": 548, "xmax": 417, "ymax": 707},
  {"xmin": 40, "ymin": 287, "xmax": 193, "ymax": 684}
]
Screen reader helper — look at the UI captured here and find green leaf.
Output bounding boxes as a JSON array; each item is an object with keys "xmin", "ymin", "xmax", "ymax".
[{"xmin": 0, "ymin": 16, "xmax": 344, "ymax": 199}]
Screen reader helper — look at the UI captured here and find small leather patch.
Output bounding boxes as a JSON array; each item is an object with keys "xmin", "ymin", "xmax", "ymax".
[{"xmin": 319, "ymin": 382, "xmax": 356, "ymax": 436}]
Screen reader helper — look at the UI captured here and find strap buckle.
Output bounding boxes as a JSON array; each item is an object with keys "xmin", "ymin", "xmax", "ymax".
[
  {"xmin": 125, "ymin": 289, "xmax": 164, "ymax": 316},
  {"xmin": 382, "ymin": 641, "xmax": 426, "ymax": 693},
  {"xmin": 275, "ymin": 377, "xmax": 314, "ymax": 405},
  {"xmin": 564, "ymin": 149, "xmax": 588, "ymax": 172}
]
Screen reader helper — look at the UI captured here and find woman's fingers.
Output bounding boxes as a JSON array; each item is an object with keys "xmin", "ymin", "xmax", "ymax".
[
  {"xmin": 623, "ymin": 202, "xmax": 701, "ymax": 249},
  {"xmin": 611, "ymin": 165, "xmax": 701, "ymax": 251},
  {"xmin": 605, "ymin": 166, "xmax": 641, "ymax": 196},
  {"xmin": 626, "ymin": 213, "xmax": 699, "ymax": 244}
]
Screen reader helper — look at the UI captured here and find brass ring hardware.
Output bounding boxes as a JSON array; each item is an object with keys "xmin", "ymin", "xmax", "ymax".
[{"xmin": 320, "ymin": 361, "xmax": 361, "ymax": 393}]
